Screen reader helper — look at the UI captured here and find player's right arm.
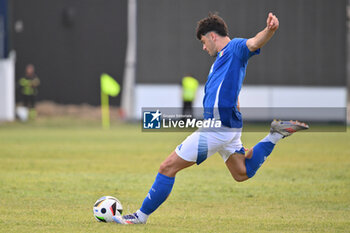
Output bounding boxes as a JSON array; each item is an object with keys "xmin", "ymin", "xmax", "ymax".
[{"xmin": 246, "ymin": 13, "xmax": 279, "ymax": 52}]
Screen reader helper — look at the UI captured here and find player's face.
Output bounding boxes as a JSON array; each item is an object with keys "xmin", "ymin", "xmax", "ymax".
[
  {"xmin": 200, "ymin": 33, "xmax": 217, "ymax": 57},
  {"xmin": 26, "ymin": 65, "xmax": 35, "ymax": 76}
]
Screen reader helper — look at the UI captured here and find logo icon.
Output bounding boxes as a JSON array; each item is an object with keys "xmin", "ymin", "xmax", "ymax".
[{"xmin": 143, "ymin": 110, "xmax": 162, "ymax": 129}]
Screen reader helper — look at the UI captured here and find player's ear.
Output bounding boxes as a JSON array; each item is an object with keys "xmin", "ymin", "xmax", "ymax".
[{"xmin": 210, "ymin": 32, "xmax": 216, "ymax": 41}]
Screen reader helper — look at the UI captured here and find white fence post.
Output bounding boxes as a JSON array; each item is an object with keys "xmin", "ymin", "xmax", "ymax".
[{"xmin": 0, "ymin": 50, "xmax": 15, "ymax": 121}]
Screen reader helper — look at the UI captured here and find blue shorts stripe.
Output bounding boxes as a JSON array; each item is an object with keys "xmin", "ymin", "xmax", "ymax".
[{"xmin": 196, "ymin": 133, "xmax": 208, "ymax": 165}]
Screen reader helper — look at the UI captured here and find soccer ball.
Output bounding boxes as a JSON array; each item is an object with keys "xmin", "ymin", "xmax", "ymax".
[{"xmin": 93, "ymin": 196, "xmax": 123, "ymax": 222}]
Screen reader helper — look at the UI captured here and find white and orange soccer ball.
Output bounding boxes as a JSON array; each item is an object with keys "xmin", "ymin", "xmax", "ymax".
[{"xmin": 93, "ymin": 196, "xmax": 123, "ymax": 222}]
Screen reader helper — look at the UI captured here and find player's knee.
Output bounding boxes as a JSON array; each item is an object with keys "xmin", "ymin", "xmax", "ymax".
[
  {"xmin": 158, "ymin": 161, "xmax": 168, "ymax": 173},
  {"xmin": 229, "ymin": 166, "xmax": 249, "ymax": 182},
  {"xmin": 159, "ymin": 160, "xmax": 175, "ymax": 176},
  {"xmin": 232, "ymin": 173, "xmax": 248, "ymax": 182},
  {"xmin": 234, "ymin": 176, "xmax": 247, "ymax": 182}
]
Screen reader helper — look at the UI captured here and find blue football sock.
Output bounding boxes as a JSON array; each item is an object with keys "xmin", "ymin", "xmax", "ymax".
[
  {"xmin": 245, "ymin": 140, "xmax": 275, "ymax": 178},
  {"xmin": 140, "ymin": 173, "xmax": 175, "ymax": 215}
]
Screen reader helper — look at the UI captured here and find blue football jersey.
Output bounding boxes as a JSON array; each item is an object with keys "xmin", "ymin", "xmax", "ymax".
[{"xmin": 203, "ymin": 38, "xmax": 260, "ymax": 128}]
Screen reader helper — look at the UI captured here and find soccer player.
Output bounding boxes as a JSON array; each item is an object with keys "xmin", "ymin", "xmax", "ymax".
[{"xmin": 113, "ymin": 12, "xmax": 309, "ymax": 224}]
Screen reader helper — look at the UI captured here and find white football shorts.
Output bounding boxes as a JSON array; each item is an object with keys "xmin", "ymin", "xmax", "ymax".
[{"xmin": 175, "ymin": 127, "xmax": 245, "ymax": 165}]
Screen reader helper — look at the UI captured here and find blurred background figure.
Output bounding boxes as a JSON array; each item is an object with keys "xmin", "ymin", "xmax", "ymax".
[
  {"xmin": 18, "ymin": 64, "xmax": 40, "ymax": 120},
  {"xmin": 182, "ymin": 75, "xmax": 198, "ymax": 118}
]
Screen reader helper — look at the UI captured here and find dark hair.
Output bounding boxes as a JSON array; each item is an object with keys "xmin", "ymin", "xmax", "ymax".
[{"xmin": 196, "ymin": 13, "xmax": 229, "ymax": 40}]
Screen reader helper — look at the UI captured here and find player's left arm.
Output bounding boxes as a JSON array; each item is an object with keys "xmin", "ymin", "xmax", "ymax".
[{"xmin": 246, "ymin": 12, "xmax": 279, "ymax": 52}]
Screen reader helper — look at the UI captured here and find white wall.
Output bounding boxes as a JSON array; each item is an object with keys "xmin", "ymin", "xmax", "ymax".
[
  {"xmin": 0, "ymin": 51, "xmax": 15, "ymax": 121},
  {"xmin": 239, "ymin": 86, "xmax": 346, "ymax": 121},
  {"xmin": 134, "ymin": 84, "xmax": 347, "ymax": 121},
  {"xmin": 134, "ymin": 84, "xmax": 182, "ymax": 119}
]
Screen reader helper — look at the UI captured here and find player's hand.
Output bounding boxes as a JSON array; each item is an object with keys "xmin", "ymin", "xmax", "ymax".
[{"xmin": 266, "ymin": 12, "xmax": 279, "ymax": 31}]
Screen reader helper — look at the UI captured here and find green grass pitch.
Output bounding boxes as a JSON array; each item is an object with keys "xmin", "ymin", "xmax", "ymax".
[{"xmin": 0, "ymin": 118, "xmax": 349, "ymax": 232}]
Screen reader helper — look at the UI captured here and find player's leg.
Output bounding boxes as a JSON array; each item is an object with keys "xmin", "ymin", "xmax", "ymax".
[
  {"xmin": 136, "ymin": 151, "xmax": 195, "ymax": 222},
  {"xmin": 245, "ymin": 120, "xmax": 309, "ymax": 178},
  {"xmin": 113, "ymin": 130, "xmax": 206, "ymax": 225},
  {"xmin": 224, "ymin": 120, "xmax": 309, "ymax": 180},
  {"xmin": 158, "ymin": 150, "xmax": 195, "ymax": 177},
  {"xmin": 113, "ymin": 151, "xmax": 194, "ymax": 224},
  {"xmin": 219, "ymin": 129, "xmax": 249, "ymax": 182},
  {"xmin": 223, "ymin": 134, "xmax": 278, "ymax": 181},
  {"xmin": 225, "ymin": 152, "xmax": 248, "ymax": 182},
  {"xmin": 29, "ymin": 95, "xmax": 37, "ymax": 119},
  {"xmin": 225, "ymin": 142, "xmax": 276, "ymax": 181},
  {"xmin": 113, "ymin": 129, "xmax": 229, "ymax": 224},
  {"xmin": 23, "ymin": 94, "xmax": 30, "ymax": 108}
]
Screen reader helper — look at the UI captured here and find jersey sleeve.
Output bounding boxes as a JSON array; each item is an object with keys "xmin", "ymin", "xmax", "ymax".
[{"xmin": 231, "ymin": 38, "xmax": 260, "ymax": 61}]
